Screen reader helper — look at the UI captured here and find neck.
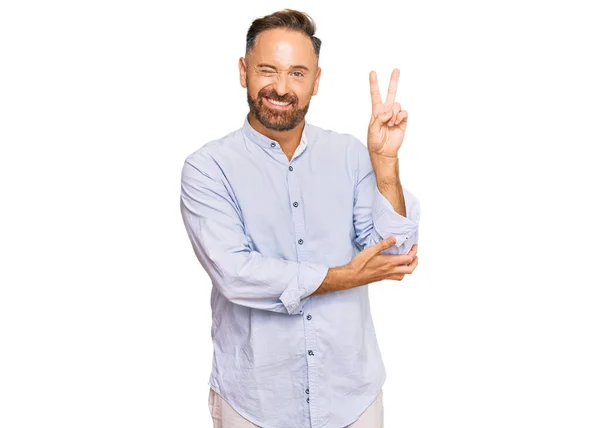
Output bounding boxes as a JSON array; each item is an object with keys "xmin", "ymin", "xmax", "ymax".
[{"xmin": 248, "ymin": 112, "xmax": 304, "ymax": 160}]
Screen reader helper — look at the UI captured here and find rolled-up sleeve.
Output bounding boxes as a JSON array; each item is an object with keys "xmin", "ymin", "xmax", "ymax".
[
  {"xmin": 180, "ymin": 153, "xmax": 329, "ymax": 315},
  {"xmin": 352, "ymin": 139, "xmax": 420, "ymax": 255}
]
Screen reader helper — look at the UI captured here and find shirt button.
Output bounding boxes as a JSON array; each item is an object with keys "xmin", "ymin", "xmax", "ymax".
[
  {"xmin": 270, "ymin": 142, "xmax": 276, "ymax": 147},
  {"xmin": 293, "ymin": 201, "xmax": 298, "ymax": 207},
  {"xmin": 298, "ymin": 239, "xmax": 303, "ymax": 245},
  {"xmin": 306, "ymin": 398, "xmax": 310, "ymax": 403},
  {"xmin": 305, "ymin": 388, "xmax": 309, "ymax": 394},
  {"xmin": 289, "ymin": 165, "xmax": 293, "ymax": 171},
  {"xmin": 306, "ymin": 315, "xmax": 312, "ymax": 320},
  {"xmin": 308, "ymin": 350, "xmax": 314, "ymax": 356}
]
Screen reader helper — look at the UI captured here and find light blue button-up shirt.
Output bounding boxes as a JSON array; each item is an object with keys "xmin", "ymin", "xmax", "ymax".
[{"xmin": 180, "ymin": 115, "xmax": 420, "ymax": 428}]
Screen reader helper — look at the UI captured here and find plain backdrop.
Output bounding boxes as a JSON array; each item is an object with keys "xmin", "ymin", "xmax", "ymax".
[{"xmin": 1, "ymin": 0, "xmax": 599, "ymax": 427}]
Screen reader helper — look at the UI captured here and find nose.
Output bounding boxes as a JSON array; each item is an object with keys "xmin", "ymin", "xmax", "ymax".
[{"xmin": 273, "ymin": 74, "xmax": 290, "ymax": 97}]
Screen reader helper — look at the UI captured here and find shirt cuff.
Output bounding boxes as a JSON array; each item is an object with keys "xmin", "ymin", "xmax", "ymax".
[
  {"xmin": 372, "ymin": 186, "xmax": 419, "ymax": 248},
  {"xmin": 279, "ymin": 261, "xmax": 329, "ymax": 315}
]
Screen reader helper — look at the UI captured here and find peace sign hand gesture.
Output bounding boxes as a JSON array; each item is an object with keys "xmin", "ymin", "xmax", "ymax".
[{"xmin": 367, "ymin": 68, "xmax": 408, "ymax": 158}]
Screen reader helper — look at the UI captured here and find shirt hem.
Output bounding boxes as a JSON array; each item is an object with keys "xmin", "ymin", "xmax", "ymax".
[
  {"xmin": 332, "ymin": 374, "xmax": 385, "ymax": 428},
  {"xmin": 208, "ymin": 380, "xmax": 283, "ymax": 428},
  {"xmin": 209, "ymin": 373, "xmax": 386, "ymax": 428}
]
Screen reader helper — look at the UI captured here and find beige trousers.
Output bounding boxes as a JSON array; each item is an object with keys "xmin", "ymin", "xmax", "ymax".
[{"xmin": 208, "ymin": 388, "xmax": 383, "ymax": 428}]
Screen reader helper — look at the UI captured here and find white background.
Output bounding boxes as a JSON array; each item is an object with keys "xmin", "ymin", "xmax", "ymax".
[{"xmin": 1, "ymin": 0, "xmax": 599, "ymax": 427}]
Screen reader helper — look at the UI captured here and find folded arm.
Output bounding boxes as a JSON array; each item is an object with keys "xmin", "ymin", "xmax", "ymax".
[{"xmin": 180, "ymin": 153, "xmax": 329, "ymax": 315}]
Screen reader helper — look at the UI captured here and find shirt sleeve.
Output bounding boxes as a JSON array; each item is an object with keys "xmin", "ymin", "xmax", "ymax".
[
  {"xmin": 352, "ymin": 140, "xmax": 420, "ymax": 255},
  {"xmin": 180, "ymin": 152, "xmax": 329, "ymax": 315}
]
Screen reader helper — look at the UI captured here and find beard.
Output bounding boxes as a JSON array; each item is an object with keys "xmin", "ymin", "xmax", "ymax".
[{"xmin": 246, "ymin": 85, "xmax": 311, "ymax": 132}]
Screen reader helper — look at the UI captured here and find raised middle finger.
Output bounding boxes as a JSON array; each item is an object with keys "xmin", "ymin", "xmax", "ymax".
[{"xmin": 385, "ymin": 68, "xmax": 400, "ymax": 105}]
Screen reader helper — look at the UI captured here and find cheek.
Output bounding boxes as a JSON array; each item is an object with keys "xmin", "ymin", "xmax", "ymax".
[
  {"xmin": 247, "ymin": 76, "xmax": 263, "ymax": 91},
  {"xmin": 293, "ymin": 86, "xmax": 313, "ymax": 103}
]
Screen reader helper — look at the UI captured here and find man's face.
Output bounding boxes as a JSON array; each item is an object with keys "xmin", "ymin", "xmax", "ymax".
[{"xmin": 239, "ymin": 28, "xmax": 321, "ymax": 132}]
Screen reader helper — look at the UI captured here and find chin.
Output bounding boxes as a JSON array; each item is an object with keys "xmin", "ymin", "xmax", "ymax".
[{"xmin": 261, "ymin": 119, "xmax": 296, "ymax": 132}]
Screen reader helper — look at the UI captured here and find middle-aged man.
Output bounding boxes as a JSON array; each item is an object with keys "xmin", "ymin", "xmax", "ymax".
[{"xmin": 180, "ymin": 9, "xmax": 420, "ymax": 428}]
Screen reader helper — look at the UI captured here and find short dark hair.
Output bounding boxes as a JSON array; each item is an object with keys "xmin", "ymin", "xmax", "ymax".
[{"xmin": 245, "ymin": 9, "xmax": 322, "ymax": 58}]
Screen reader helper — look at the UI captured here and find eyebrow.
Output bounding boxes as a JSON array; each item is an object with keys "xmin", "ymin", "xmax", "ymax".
[{"xmin": 256, "ymin": 63, "xmax": 310, "ymax": 72}]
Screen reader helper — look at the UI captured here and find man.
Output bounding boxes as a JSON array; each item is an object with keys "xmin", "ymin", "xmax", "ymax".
[{"xmin": 180, "ymin": 8, "xmax": 420, "ymax": 428}]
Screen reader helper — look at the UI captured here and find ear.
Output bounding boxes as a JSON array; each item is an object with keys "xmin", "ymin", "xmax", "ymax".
[
  {"xmin": 312, "ymin": 66, "xmax": 322, "ymax": 96},
  {"xmin": 238, "ymin": 57, "xmax": 247, "ymax": 88}
]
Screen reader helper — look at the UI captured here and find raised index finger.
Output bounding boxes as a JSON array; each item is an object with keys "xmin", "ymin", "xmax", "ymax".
[
  {"xmin": 385, "ymin": 68, "xmax": 400, "ymax": 104},
  {"xmin": 369, "ymin": 71, "xmax": 382, "ymax": 107}
]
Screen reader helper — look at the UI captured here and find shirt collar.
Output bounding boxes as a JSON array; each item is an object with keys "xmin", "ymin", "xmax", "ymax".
[{"xmin": 242, "ymin": 114, "xmax": 309, "ymax": 158}]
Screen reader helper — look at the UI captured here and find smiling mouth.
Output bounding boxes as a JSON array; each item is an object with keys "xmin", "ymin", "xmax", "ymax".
[{"xmin": 263, "ymin": 97, "xmax": 293, "ymax": 109}]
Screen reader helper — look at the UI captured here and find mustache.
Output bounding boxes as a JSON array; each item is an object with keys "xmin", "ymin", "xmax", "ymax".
[{"xmin": 258, "ymin": 90, "xmax": 297, "ymax": 104}]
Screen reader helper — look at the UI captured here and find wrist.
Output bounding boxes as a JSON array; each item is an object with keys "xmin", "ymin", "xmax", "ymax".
[
  {"xmin": 370, "ymin": 153, "xmax": 399, "ymax": 177},
  {"xmin": 313, "ymin": 266, "xmax": 354, "ymax": 295},
  {"xmin": 327, "ymin": 265, "xmax": 355, "ymax": 290},
  {"xmin": 369, "ymin": 151, "xmax": 398, "ymax": 164},
  {"xmin": 337, "ymin": 264, "xmax": 357, "ymax": 289}
]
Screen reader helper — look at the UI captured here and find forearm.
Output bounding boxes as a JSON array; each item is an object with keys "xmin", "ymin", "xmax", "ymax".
[
  {"xmin": 311, "ymin": 266, "xmax": 356, "ymax": 296},
  {"xmin": 370, "ymin": 153, "xmax": 406, "ymax": 217}
]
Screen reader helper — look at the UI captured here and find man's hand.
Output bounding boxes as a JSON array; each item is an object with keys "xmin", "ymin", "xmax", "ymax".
[
  {"xmin": 312, "ymin": 238, "xmax": 418, "ymax": 296},
  {"xmin": 367, "ymin": 68, "xmax": 408, "ymax": 158},
  {"xmin": 346, "ymin": 238, "xmax": 418, "ymax": 288}
]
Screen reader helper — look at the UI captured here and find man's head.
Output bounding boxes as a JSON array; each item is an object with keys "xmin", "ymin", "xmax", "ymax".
[{"xmin": 239, "ymin": 9, "xmax": 322, "ymax": 132}]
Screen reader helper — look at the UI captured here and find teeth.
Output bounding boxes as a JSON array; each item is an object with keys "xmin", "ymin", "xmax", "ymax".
[{"xmin": 267, "ymin": 98, "xmax": 291, "ymax": 106}]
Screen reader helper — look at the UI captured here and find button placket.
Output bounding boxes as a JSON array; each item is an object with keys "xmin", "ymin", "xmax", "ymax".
[
  {"xmin": 304, "ymin": 299, "xmax": 319, "ymax": 423},
  {"xmin": 287, "ymin": 156, "xmax": 320, "ymax": 424},
  {"xmin": 287, "ymin": 160, "xmax": 307, "ymax": 260}
]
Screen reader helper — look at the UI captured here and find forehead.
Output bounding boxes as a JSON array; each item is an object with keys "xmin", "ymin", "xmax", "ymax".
[{"xmin": 249, "ymin": 28, "xmax": 317, "ymax": 69}]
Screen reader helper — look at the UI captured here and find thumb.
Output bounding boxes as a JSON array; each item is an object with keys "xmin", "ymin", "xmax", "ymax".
[
  {"xmin": 376, "ymin": 236, "xmax": 397, "ymax": 252},
  {"xmin": 363, "ymin": 236, "xmax": 397, "ymax": 258}
]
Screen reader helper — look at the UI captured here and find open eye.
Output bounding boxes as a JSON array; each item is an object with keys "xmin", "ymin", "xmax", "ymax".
[{"xmin": 292, "ymin": 71, "xmax": 304, "ymax": 78}]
